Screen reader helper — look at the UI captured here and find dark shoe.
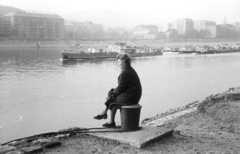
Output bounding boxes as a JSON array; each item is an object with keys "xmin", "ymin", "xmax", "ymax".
[
  {"xmin": 102, "ymin": 122, "xmax": 116, "ymax": 128},
  {"xmin": 93, "ymin": 114, "xmax": 107, "ymax": 120}
]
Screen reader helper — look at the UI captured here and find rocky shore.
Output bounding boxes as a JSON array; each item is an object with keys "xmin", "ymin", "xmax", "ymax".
[{"xmin": 1, "ymin": 87, "xmax": 240, "ymax": 154}]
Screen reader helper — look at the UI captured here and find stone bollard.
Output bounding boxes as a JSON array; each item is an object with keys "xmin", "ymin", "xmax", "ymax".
[{"xmin": 120, "ymin": 104, "xmax": 142, "ymax": 131}]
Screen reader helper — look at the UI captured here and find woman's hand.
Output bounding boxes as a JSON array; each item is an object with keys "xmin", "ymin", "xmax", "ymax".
[{"xmin": 108, "ymin": 88, "xmax": 115, "ymax": 97}]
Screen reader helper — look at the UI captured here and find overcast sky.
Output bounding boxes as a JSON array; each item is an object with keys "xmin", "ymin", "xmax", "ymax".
[{"xmin": 1, "ymin": 0, "xmax": 240, "ymax": 27}]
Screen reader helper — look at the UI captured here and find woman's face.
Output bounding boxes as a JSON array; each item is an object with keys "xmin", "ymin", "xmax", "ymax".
[{"xmin": 117, "ymin": 59, "xmax": 123, "ymax": 67}]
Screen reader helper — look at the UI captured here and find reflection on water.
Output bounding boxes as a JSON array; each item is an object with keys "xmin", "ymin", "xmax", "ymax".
[{"xmin": 1, "ymin": 48, "xmax": 240, "ymax": 143}]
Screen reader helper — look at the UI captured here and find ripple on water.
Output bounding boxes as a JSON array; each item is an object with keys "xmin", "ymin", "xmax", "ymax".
[{"xmin": 17, "ymin": 115, "xmax": 23, "ymax": 122}]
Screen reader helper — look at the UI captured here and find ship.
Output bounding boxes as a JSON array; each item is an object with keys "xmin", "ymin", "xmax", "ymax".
[
  {"xmin": 195, "ymin": 45, "xmax": 240, "ymax": 54},
  {"xmin": 62, "ymin": 43, "xmax": 162, "ymax": 60}
]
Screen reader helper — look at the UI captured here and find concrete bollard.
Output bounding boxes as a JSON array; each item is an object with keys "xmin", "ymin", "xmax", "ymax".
[{"xmin": 120, "ymin": 104, "xmax": 142, "ymax": 131}]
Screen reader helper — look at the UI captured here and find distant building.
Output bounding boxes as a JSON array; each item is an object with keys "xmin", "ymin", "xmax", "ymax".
[
  {"xmin": 132, "ymin": 30, "xmax": 156, "ymax": 40},
  {"xmin": 2, "ymin": 12, "xmax": 64, "ymax": 39},
  {"xmin": 135, "ymin": 25, "xmax": 158, "ymax": 33},
  {"xmin": 168, "ymin": 22, "xmax": 177, "ymax": 30},
  {"xmin": 64, "ymin": 20, "xmax": 74, "ymax": 39},
  {"xmin": 0, "ymin": 15, "xmax": 10, "ymax": 37},
  {"xmin": 194, "ymin": 20, "xmax": 216, "ymax": 38},
  {"xmin": 176, "ymin": 18, "xmax": 194, "ymax": 34},
  {"xmin": 0, "ymin": 17, "xmax": 3, "ymax": 36},
  {"xmin": 158, "ymin": 23, "xmax": 169, "ymax": 32},
  {"xmin": 158, "ymin": 22, "xmax": 177, "ymax": 32},
  {"xmin": 132, "ymin": 25, "xmax": 158, "ymax": 40},
  {"xmin": 232, "ymin": 22, "xmax": 240, "ymax": 32}
]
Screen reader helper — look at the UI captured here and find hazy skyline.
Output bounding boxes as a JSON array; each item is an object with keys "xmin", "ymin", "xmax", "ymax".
[{"xmin": 1, "ymin": 0, "xmax": 240, "ymax": 28}]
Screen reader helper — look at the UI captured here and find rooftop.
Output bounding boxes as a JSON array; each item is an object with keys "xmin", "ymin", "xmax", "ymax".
[{"xmin": 3, "ymin": 12, "xmax": 63, "ymax": 19}]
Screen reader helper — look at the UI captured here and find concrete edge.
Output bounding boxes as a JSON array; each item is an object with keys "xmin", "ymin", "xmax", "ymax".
[{"xmin": 138, "ymin": 129, "xmax": 174, "ymax": 148}]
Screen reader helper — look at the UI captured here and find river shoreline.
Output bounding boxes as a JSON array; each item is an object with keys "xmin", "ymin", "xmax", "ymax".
[
  {"xmin": 0, "ymin": 40, "xmax": 239, "ymax": 49},
  {"xmin": 1, "ymin": 87, "xmax": 240, "ymax": 153}
]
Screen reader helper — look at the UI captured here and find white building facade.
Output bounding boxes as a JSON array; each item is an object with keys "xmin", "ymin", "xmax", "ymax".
[
  {"xmin": 176, "ymin": 18, "xmax": 194, "ymax": 34},
  {"xmin": 194, "ymin": 20, "xmax": 216, "ymax": 38}
]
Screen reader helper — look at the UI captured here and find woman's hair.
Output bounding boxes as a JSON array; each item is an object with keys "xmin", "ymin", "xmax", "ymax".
[{"xmin": 116, "ymin": 53, "xmax": 131, "ymax": 64}]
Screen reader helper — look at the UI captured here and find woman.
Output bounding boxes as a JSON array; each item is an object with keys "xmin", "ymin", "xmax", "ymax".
[{"xmin": 94, "ymin": 53, "xmax": 142, "ymax": 128}]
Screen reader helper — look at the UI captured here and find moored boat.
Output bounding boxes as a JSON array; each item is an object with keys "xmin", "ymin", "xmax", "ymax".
[
  {"xmin": 178, "ymin": 47, "xmax": 196, "ymax": 54},
  {"xmin": 161, "ymin": 48, "xmax": 179, "ymax": 55},
  {"xmin": 62, "ymin": 51, "xmax": 163, "ymax": 60},
  {"xmin": 209, "ymin": 49, "xmax": 240, "ymax": 54},
  {"xmin": 62, "ymin": 43, "xmax": 162, "ymax": 60},
  {"xmin": 196, "ymin": 45, "xmax": 240, "ymax": 54},
  {"xmin": 195, "ymin": 47, "xmax": 215, "ymax": 54}
]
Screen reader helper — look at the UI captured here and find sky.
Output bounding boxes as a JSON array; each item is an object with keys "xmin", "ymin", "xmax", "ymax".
[{"xmin": 1, "ymin": 0, "xmax": 240, "ymax": 27}]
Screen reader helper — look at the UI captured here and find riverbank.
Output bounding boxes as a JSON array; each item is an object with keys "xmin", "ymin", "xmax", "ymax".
[
  {"xmin": 0, "ymin": 40, "xmax": 67, "ymax": 48},
  {"xmin": 0, "ymin": 39, "xmax": 239, "ymax": 49},
  {"xmin": 1, "ymin": 87, "xmax": 240, "ymax": 153}
]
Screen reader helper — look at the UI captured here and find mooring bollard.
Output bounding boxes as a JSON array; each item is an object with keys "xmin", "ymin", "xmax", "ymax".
[{"xmin": 120, "ymin": 104, "xmax": 142, "ymax": 131}]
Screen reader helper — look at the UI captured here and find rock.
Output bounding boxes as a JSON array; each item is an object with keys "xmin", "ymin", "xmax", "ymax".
[
  {"xmin": 97, "ymin": 148, "xmax": 102, "ymax": 153},
  {"xmin": 37, "ymin": 138, "xmax": 52, "ymax": 144},
  {"xmin": 8, "ymin": 141, "xmax": 18, "ymax": 146},
  {"xmin": 32, "ymin": 140, "xmax": 40, "ymax": 145},
  {"xmin": 42, "ymin": 141, "xmax": 61, "ymax": 149},
  {"xmin": 174, "ymin": 130, "xmax": 181, "ymax": 135},
  {"xmin": 0, "ymin": 145, "xmax": 16, "ymax": 153},
  {"xmin": 21, "ymin": 146, "xmax": 43, "ymax": 154},
  {"xmin": 55, "ymin": 134, "xmax": 66, "ymax": 139}
]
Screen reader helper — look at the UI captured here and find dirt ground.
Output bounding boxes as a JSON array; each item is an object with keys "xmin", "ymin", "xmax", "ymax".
[{"xmin": 43, "ymin": 88, "xmax": 240, "ymax": 154}]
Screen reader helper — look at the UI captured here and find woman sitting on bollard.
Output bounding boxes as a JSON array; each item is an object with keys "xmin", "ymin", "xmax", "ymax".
[{"xmin": 94, "ymin": 53, "xmax": 142, "ymax": 128}]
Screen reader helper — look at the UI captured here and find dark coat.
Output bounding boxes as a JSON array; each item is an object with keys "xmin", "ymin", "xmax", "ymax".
[{"xmin": 108, "ymin": 64, "xmax": 142, "ymax": 109}]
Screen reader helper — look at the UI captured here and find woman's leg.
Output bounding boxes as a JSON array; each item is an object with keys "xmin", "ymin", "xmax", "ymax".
[
  {"xmin": 108, "ymin": 93, "xmax": 125, "ymax": 123},
  {"xmin": 101, "ymin": 97, "xmax": 111, "ymax": 115},
  {"xmin": 109, "ymin": 106, "xmax": 118, "ymax": 124},
  {"xmin": 102, "ymin": 106, "xmax": 118, "ymax": 127},
  {"xmin": 93, "ymin": 98, "xmax": 110, "ymax": 120},
  {"xmin": 101, "ymin": 106, "xmax": 108, "ymax": 115}
]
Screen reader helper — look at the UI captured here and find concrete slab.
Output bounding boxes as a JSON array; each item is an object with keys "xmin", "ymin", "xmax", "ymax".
[{"xmin": 87, "ymin": 125, "xmax": 173, "ymax": 149}]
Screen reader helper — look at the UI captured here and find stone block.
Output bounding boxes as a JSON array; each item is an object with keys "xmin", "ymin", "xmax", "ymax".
[{"xmin": 21, "ymin": 146, "xmax": 43, "ymax": 154}]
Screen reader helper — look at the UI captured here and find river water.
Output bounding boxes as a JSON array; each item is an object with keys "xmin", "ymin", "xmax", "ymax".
[{"xmin": 0, "ymin": 48, "xmax": 240, "ymax": 143}]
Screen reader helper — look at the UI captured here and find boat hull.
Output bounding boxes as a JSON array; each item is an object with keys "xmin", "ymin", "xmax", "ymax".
[
  {"xmin": 178, "ymin": 50, "xmax": 196, "ymax": 54},
  {"xmin": 196, "ymin": 49, "xmax": 240, "ymax": 54},
  {"xmin": 62, "ymin": 52, "xmax": 162, "ymax": 60}
]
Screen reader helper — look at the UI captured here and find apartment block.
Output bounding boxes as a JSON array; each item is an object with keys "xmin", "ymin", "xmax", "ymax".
[
  {"xmin": 2, "ymin": 12, "xmax": 64, "ymax": 39},
  {"xmin": 176, "ymin": 18, "xmax": 194, "ymax": 34}
]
